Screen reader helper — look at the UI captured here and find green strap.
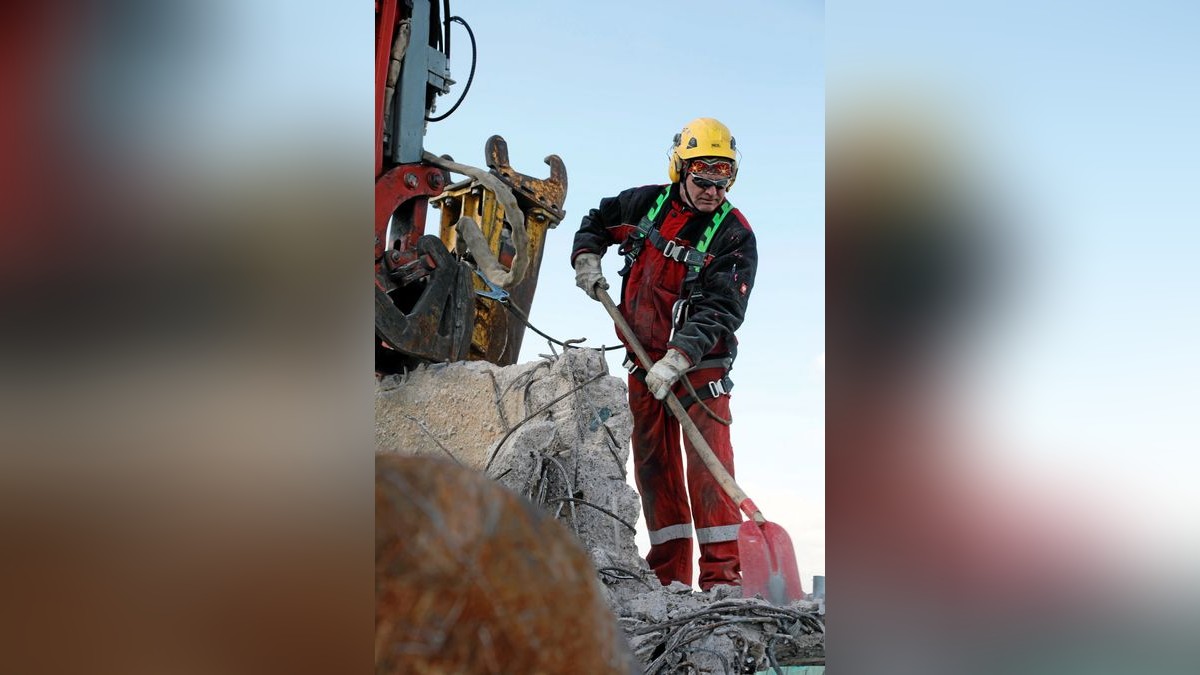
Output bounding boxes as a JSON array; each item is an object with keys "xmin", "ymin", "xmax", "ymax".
[
  {"xmin": 696, "ymin": 202, "xmax": 733, "ymax": 255},
  {"xmin": 645, "ymin": 187, "xmax": 672, "ymax": 224},
  {"xmin": 684, "ymin": 201, "xmax": 734, "ymax": 276}
]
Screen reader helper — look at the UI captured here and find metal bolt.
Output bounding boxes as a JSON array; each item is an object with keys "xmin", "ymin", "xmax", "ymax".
[
  {"xmin": 429, "ymin": 173, "xmax": 444, "ymax": 189},
  {"xmin": 404, "ymin": 173, "xmax": 418, "ymax": 188}
]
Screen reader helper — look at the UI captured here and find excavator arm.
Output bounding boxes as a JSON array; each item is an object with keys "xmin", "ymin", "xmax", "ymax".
[{"xmin": 374, "ymin": 0, "xmax": 568, "ymax": 373}]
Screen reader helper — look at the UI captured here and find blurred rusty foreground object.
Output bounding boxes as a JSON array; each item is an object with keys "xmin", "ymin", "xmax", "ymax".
[{"xmin": 375, "ymin": 454, "xmax": 635, "ymax": 674}]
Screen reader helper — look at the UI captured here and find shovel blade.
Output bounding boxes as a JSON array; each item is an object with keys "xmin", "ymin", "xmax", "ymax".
[{"xmin": 738, "ymin": 520, "xmax": 805, "ymax": 605}]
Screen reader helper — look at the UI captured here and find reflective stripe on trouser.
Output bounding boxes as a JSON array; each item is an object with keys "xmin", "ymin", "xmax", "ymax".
[
  {"xmin": 696, "ymin": 523, "xmax": 740, "ymax": 544},
  {"xmin": 629, "ymin": 367, "xmax": 741, "ymax": 590},
  {"xmin": 648, "ymin": 523, "xmax": 693, "ymax": 546}
]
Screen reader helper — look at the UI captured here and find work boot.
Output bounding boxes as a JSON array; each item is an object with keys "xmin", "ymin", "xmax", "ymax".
[{"xmin": 646, "ymin": 538, "xmax": 692, "ymax": 587}]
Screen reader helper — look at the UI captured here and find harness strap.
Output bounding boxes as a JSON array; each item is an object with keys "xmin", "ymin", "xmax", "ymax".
[
  {"xmin": 619, "ymin": 188, "xmax": 732, "ymax": 283},
  {"xmin": 619, "ymin": 187, "xmax": 672, "ymax": 278},
  {"xmin": 697, "ymin": 202, "xmax": 733, "ymax": 255},
  {"xmin": 693, "ymin": 355, "xmax": 735, "ymax": 371},
  {"xmin": 623, "ymin": 353, "xmax": 732, "ymax": 373},
  {"xmin": 649, "ymin": 228, "xmax": 710, "ymax": 267},
  {"xmin": 645, "ymin": 186, "xmax": 671, "ymax": 222},
  {"xmin": 622, "ymin": 354, "xmax": 734, "ymax": 409}
]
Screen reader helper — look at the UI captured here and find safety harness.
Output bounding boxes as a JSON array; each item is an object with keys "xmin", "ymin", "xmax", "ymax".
[
  {"xmin": 622, "ymin": 354, "xmax": 735, "ymax": 409},
  {"xmin": 618, "ymin": 187, "xmax": 733, "ymax": 288},
  {"xmin": 617, "ymin": 186, "xmax": 736, "ymax": 409}
]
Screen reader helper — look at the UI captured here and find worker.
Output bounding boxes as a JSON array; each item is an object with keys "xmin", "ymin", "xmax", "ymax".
[{"xmin": 571, "ymin": 118, "xmax": 758, "ymax": 591}]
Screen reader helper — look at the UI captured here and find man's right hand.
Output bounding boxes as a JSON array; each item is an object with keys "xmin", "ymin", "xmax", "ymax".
[{"xmin": 573, "ymin": 253, "xmax": 609, "ymax": 300}]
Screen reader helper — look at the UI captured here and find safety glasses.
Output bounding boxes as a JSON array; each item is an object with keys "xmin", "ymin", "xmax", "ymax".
[
  {"xmin": 687, "ymin": 158, "xmax": 734, "ymax": 177},
  {"xmin": 690, "ymin": 174, "xmax": 731, "ymax": 191}
]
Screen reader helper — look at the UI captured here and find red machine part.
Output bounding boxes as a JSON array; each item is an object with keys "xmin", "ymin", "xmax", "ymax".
[
  {"xmin": 375, "ymin": 0, "xmax": 448, "ymax": 271},
  {"xmin": 374, "ymin": 164, "xmax": 447, "ymax": 265},
  {"xmin": 375, "ymin": 0, "xmax": 398, "ymax": 180}
]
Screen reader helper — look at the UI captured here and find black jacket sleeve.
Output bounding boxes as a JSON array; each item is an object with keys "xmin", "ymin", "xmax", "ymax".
[
  {"xmin": 667, "ymin": 214, "xmax": 758, "ymax": 363},
  {"xmin": 571, "ymin": 185, "xmax": 664, "ymax": 266}
]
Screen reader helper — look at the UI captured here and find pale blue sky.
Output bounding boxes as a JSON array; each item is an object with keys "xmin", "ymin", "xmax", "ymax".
[
  {"xmin": 424, "ymin": 1, "xmax": 827, "ymax": 577},
  {"xmin": 829, "ymin": 0, "xmax": 1200, "ymax": 562}
]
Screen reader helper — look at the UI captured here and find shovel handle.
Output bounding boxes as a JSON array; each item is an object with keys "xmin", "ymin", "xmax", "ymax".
[{"xmin": 595, "ymin": 288, "xmax": 766, "ymax": 525}]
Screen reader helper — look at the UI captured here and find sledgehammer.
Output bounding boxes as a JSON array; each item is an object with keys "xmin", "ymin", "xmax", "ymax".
[{"xmin": 595, "ymin": 288, "xmax": 805, "ymax": 605}]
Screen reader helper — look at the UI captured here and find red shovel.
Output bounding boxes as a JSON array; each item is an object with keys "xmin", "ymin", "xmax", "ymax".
[{"xmin": 596, "ymin": 288, "xmax": 805, "ymax": 605}]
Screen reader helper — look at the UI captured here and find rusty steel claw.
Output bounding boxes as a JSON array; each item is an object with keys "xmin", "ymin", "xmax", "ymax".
[
  {"xmin": 426, "ymin": 137, "xmax": 569, "ymax": 365},
  {"xmin": 485, "ymin": 135, "xmax": 568, "ymax": 222}
]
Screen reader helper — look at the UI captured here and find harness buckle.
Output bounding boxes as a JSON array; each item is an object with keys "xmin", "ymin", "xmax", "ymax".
[
  {"xmin": 622, "ymin": 355, "xmax": 638, "ymax": 374},
  {"xmin": 707, "ymin": 378, "xmax": 728, "ymax": 398},
  {"xmin": 662, "ymin": 240, "xmax": 681, "ymax": 261}
]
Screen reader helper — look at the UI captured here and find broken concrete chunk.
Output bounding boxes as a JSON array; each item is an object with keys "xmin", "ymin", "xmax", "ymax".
[{"xmin": 375, "ymin": 348, "xmax": 824, "ymax": 670}]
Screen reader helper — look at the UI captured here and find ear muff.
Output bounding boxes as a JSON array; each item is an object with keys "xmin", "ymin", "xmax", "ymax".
[
  {"xmin": 727, "ymin": 145, "xmax": 740, "ymax": 191},
  {"xmin": 668, "ymin": 133, "xmax": 684, "ymax": 182}
]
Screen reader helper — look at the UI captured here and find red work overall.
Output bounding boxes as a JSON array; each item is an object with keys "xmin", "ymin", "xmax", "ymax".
[{"xmin": 620, "ymin": 198, "xmax": 742, "ymax": 590}]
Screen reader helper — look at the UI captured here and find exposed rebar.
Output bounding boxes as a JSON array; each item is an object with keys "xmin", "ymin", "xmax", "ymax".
[
  {"xmin": 400, "ymin": 414, "xmax": 463, "ymax": 465},
  {"xmin": 548, "ymin": 497, "xmax": 636, "ymax": 534},
  {"xmin": 484, "ymin": 372, "xmax": 605, "ymax": 472}
]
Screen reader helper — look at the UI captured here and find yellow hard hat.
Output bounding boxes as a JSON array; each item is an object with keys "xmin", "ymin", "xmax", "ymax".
[{"xmin": 668, "ymin": 117, "xmax": 739, "ymax": 188}]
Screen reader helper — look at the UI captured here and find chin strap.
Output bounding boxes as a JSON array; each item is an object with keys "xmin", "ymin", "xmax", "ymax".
[{"xmin": 678, "ymin": 180, "xmax": 699, "ymax": 211}]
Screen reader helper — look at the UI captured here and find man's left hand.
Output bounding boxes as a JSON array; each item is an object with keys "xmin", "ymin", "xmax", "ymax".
[{"xmin": 644, "ymin": 349, "xmax": 691, "ymax": 400}]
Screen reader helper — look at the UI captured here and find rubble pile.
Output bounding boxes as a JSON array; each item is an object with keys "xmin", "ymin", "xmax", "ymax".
[
  {"xmin": 377, "ymin": 348, "xmax": 824, "ymax": 672},
  {"xmin": 377, "ymin": 347, "xmax": 643, "ymax": 572}
]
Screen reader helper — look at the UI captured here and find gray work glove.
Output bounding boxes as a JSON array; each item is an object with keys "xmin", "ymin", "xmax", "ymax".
[
  {"xmin": 644, "ymin": 349, "xmax": 691, "ymax": 400},
  {"xmin": 573, "ymin": 252, "xmax": 609, "ymax": 300}
]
